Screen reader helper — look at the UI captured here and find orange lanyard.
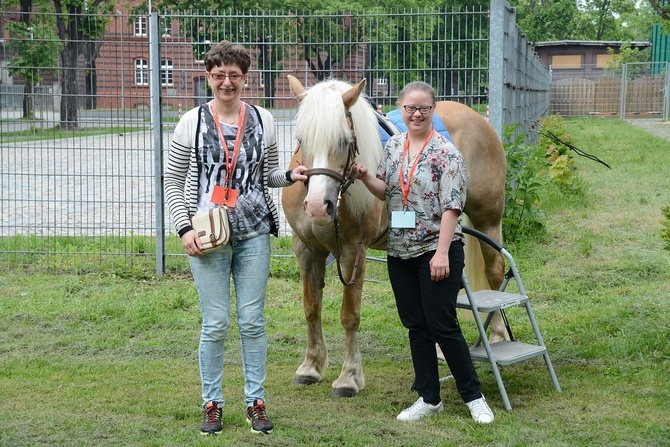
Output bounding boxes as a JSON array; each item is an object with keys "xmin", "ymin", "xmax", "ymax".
[
  {"xmin": 399, "ymin": 129, "xmax": 433, "ymax": 207},
  {"xmin": 209, "ymin": 101, "xmax": 245, "ymax": 188}
]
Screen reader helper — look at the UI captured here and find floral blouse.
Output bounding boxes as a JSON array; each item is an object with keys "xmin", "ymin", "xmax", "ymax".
[{"xmin": 377, "ymin": 131, "xmax": 468, "ymax": 259}]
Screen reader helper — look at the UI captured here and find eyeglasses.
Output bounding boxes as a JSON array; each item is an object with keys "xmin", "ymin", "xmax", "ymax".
[
  {"xmin": 209, "ymin": 73, "xmax": 245, "ymax": 81},
  {"xmin": 403, "ymin": 105, "xmax": 433, "ymax": 114}
]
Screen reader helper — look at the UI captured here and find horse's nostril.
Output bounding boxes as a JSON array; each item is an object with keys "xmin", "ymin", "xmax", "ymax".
[{"xmin": 325, "ymin": 199, "xmax": 335, "ymax": 217}]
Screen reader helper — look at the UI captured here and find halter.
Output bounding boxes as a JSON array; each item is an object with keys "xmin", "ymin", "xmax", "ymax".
[{"xmin": 302, "ymin": 110, "xmax": 365, "ymax": 286}]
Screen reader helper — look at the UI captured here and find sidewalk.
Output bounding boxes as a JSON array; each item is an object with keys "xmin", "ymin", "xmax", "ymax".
[{"xmin": 625, "ymin": 119, "xmax": 670, "ymax": 142}]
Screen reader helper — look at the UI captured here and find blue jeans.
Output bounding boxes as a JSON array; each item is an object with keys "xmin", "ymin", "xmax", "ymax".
[{"xmin": 189, "ymin": 234, "xmax": 271, "ymax": 409}]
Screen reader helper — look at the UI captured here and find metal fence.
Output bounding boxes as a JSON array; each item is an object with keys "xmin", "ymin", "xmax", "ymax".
[
  {"xmin": 549, "ymin": 62, "xmax": 670, "ymax": 119},
  {"xmin": 0, "ymin": 2, "xmax": 550, "ymax": 274}
]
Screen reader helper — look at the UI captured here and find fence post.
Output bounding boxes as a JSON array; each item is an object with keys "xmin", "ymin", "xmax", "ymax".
[
  {"xmin": 488, "ymin": 0, "xmax": 505, "ymax": 140},
  {"xmin": 150, "ymin": 12, "xmax": 165, "ymax": 277},
  {"xmin": 664, "ymin": 62, "xmax": 670, "ymax": 122},
  {"xmin": 619, "ymin": 63, "xmax": 628, "ymax": 121}
]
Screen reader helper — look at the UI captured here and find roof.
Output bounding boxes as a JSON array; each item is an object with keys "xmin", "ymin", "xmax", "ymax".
[{"xmin": 534, "ymin": 40, "xmax": 651, "ymax": 48}]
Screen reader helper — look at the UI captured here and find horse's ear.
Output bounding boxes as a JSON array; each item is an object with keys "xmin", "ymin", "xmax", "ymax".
[
  {"xmin": 342, "ymin": 79, "xmax": 366, "ymax": 110},
  {"xmin": 288, "ymin": 75, "xmax": 306, "ymax": 101}
]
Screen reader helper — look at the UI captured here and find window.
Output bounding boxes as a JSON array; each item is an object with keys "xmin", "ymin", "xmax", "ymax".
[
  {"xmin": 161, "ymin": 59, "xmax": 173, "ymax": 86},
  {"xmin": 135, "ymin": 58, "xmax": 148, "ymax": 86},
  {"xmin": 161, "ymin": 18, "xmax": 172, "ymax": 37},
  {"xmin": 551, "ymin": 55, "xmax": 581, "ymax": 69},
  {"xmin": 596, "ymin": 54, "xmax": 615, "ymax": 69},
  {"xmin": 134, "ymin": 16, "xmax": 147, "ymax": 36},
  {"xmin": 377, "ymin": 78, "xmax": 387, "ymax": 85}
]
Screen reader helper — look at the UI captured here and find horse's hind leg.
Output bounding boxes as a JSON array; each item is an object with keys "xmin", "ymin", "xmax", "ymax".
[{"xmin": 292, "ymin": 236, "xmax": 329, "ymax": 386}]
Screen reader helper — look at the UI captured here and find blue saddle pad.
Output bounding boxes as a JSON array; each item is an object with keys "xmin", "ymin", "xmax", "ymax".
[{"xmin": 379, "ymin": 109, "xmax": 453, "ymax": 148}]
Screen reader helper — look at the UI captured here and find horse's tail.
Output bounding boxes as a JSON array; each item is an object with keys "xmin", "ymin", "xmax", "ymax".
[{"xmin": 461, "ymin": 214, "xmax": 491, "ymax": 292}]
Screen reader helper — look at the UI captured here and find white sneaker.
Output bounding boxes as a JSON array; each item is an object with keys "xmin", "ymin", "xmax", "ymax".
[
  {"xmin": 466, "ymin": 396, "xmax": 494, "ymax": 424},
  {"xmin": 396, "ymin": 397, "xmax": 444, "ymax": 421}
]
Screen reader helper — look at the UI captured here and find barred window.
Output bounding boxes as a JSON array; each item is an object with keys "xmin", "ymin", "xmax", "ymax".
[
  {"xmin": 134, "ymin": 16, "xmax": 147, "ymax": 36},
  {"xmin": 135, "ymin": 58, "xmax": 149, "ymax": 86},
  {"xmin": 161, "ymin": 59, "xmax": 173, "ymax": 86}
]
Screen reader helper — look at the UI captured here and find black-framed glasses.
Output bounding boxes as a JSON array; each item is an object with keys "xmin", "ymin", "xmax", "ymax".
[
  {"xmin": 403, "ymin": 105, "xmax": 433, "ymax": 114},
  {"xmin": 209, "ymin": 73, "xmax": 245, "ymax": 81}
]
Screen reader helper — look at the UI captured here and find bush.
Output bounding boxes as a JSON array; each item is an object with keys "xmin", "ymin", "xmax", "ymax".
[
  {"xmin": 539, "ymin": 114, "xmax": 578, "ymax": 190},
  {"xmin": 503, "ymin": 124, "xmax": 548, "ymax": 243}
]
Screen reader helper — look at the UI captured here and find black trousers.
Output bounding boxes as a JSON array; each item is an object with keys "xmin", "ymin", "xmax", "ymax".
[{"xmin": 387, "ymin": 241, "xmax": 482, "ymax": 405}]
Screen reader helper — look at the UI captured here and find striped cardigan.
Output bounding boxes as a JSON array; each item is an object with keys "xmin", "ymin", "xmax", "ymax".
[{"xmin": 164, "ymin": 102, "xmax": 293, "ymax": 238}]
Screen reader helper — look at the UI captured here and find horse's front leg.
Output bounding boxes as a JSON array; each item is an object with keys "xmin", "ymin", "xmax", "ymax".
[
  {"xmin": 331, "ymin": 250, "xmax": 366, "ymax": 398},
  {"xmin": 293, "ymin": 236, "xmax": 329, "ymax": 386}
]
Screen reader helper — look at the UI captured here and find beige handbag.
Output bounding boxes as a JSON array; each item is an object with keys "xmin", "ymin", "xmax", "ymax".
[{"xmin": 190, "ymin": 207, "xmax": 230, "ymax": 252}]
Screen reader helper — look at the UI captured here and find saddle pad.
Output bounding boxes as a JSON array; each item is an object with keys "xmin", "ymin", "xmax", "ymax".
[{"xmin": 378, "ymin": 108, "xmax": 454, "ymax": 148}]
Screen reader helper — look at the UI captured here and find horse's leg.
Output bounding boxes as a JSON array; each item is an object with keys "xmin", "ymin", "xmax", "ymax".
[
  {"xmin": 331, "ymin": 245, "xmax": 366, "ymax": 398},
  {"xmin": 292, "ymin": 235, "xmax": 330, "ymax": 385}
]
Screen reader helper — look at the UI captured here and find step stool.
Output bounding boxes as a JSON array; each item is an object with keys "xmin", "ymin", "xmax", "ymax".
[{"xmin": 452, "ymin": 226, "xmax": 561, "ymax": 411}]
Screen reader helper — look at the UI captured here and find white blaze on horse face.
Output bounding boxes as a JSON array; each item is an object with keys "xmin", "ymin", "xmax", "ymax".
[{"xmin": 303, "ymin": 151, "xmax": 339, "ymax": 224}]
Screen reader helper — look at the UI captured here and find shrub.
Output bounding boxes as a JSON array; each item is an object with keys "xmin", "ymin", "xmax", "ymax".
[
  {"xmin": 503, "ymin": 123, "xmax": 548, "ymax": 243},
  {"xmin": 539, "ymin": 114, "xmax": 578, "ymax": 190}
]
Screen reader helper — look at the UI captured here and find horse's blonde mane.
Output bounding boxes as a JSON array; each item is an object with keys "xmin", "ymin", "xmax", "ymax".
[{"xmin": 295, "ymin": 79, "xmax": 382, "ymax": 217}]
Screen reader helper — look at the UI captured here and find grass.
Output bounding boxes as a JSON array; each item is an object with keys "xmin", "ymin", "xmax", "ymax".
[
  {"xmin": 1, "ymin": 118, "xmax": 669, "ymax": 446},
  {"xmin": 0, "ymin": 125, "xmax": 145, "ymax": 142}
]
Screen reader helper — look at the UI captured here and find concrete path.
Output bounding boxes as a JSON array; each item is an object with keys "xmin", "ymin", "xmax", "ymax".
[{"xmin": 625, "ymin": 119, "xmax": 670, "ymax": 141}]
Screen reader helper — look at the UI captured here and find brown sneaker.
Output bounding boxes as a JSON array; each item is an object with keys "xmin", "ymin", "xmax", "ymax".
[
  {"xmin": 201, "ymin": 401, "xmax": 222, "ymax": 435},
  {"xmin": 246, "ymin": 399, "xmax": 274, "ymax": 434}
]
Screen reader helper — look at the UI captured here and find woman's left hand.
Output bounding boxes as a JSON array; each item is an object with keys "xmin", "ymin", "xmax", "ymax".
[{"xmin": 429, "ymin": 251, "xmax": 450, "ymax": 281}]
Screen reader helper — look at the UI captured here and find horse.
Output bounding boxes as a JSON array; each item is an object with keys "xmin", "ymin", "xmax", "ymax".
[{"xmin": 282, "ymin": 75, "xmax": 508, "ymax": 398}]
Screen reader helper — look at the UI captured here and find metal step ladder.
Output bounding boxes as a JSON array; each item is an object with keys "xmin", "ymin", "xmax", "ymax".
[{"xmin": 455, "ymin": 226, "xmax": 561, "ymax": 411}]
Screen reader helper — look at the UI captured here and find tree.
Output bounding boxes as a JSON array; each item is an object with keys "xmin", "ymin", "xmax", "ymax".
[
  {"xmin": 6, "ymin": 19, "xmax": 60, "ymax": 118},
  {"xmin": 649, "ymin": 0, "xmax": 670, "ymax": 32},
  {"xmin": 53, "ymin": 0, "xmax": 111, "ymax": 129},
  {"xmin": 515, "ymin": 0, "xmax": 583, "ymax": 42},
  {"xmin": 513, "ymin": 0, "xmax": 651, "ymax": 43}
]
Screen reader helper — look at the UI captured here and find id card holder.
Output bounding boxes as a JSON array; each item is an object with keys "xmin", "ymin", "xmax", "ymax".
[
  {"xmin": 211, "ymin": 185, "xmax": 226, "ymax": 205},
  {"xmin": 224, "ymin": 188, "xmax": 239, "ymax": 208},
  {"xmin": 210, "ymin": 185, "xmax": 239, "ymax": 208},
  {"xmin": 391, "ymin": 210, "xmax": 416, "ymax": 229}
]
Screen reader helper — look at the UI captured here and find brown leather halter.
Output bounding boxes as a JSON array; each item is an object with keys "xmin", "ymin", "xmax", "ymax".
[{"xmin": 302, "ymin": 110, "xmax": 365, "ymax": 286}]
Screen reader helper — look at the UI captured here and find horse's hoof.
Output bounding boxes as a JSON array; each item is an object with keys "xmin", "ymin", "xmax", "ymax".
[
  {"xmin": 331, "ymin": 387, "xmax": 357, "ymax": 398},
  {"xmin": 292, "ymin": 375, "xmax": 320, "ymax": 386}
]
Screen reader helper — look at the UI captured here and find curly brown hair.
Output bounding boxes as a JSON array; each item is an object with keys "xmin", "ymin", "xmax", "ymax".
[{"xmin": 204, "ymin": 41, "xmax": 251, "ymax": 74}]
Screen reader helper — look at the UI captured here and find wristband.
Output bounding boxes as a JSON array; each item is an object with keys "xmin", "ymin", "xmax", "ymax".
[{"xmin": 285, "ymin": 170, "xmax": 294, "ymax": 182}]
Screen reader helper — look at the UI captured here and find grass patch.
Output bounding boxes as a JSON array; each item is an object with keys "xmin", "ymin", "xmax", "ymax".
[
  {"xmin": 1, "ymin": 118, "xmax": 669, "ymax": 446},
  {"xmin": 1, "ymin": 125, "xmax": 144, "ymax": 142}
]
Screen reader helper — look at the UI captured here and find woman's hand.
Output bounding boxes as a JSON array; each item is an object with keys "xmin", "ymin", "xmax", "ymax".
[
  {"xmin": 429, "ymin": 251, "xmax": 450, "ymax": 281},
  {"xmin": 181, "ymin": 230, "xmax": 205, "ymax": 257},
  {"xmin": 290, "ymin": 165, "xmax": 309, "ymax": 183},
  {"xmin": 351, "ymin": 162, "xmax": 387, "ymax": 201}
]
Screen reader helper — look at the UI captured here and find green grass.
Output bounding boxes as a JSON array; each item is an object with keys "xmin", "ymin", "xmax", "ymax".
[
  {"xmin": 1, "ymin": 118, "xmax": 669, "ymax": 446},
  {"xmin": 0, "ymin": 125, "xmax": 145, "ymax": 142}
]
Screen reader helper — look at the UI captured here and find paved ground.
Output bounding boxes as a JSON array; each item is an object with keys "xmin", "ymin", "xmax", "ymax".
[{"xmin": 625, "ymin": 119, "xmax": 670, "ymax": 141}]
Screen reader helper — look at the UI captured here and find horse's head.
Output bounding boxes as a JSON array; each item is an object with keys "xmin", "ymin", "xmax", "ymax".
[{"xmin": 288, "ymin": 75, "xmax": 382, "ymax": 225}]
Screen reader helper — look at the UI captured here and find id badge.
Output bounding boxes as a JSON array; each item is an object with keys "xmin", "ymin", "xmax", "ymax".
[
  {"xmin": 210, "ymin": 185, "xmax": 239, "ymax": 208},
  {"xmin": 391, "ymin": 210, "xmax": 416, "ymax": 229},
  {"xmin": 211, "ymin": 185, "xmax": 226, "ymax": 205}
]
